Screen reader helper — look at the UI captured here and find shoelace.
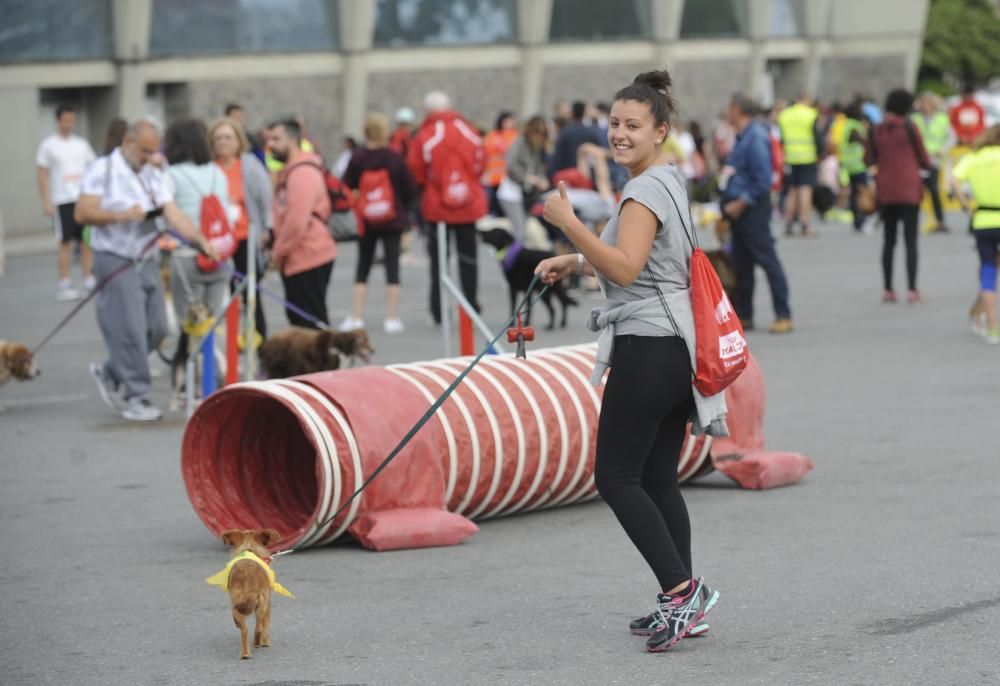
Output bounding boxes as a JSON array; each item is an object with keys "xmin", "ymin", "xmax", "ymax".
[{"xmin": 653, "ymin": 596, "xmax": 681, "ymax": 626}]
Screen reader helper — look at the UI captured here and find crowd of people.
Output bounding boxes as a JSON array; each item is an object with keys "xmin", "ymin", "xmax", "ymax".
[
  {"xmin": 25, "ymin": 64, "xmax": 1000, "ymax": 656},
  {"xmin": 32, "ymin": 78, "xmax": 1000, "ymax": 421}
]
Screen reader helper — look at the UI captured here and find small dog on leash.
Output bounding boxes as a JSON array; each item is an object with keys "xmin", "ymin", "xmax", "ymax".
[
  {"xmin": 258, "ymin": 327, "xmax": 374, "ymax": 379},
  {"xmin": 206, "ymin": 529, "xmax": 293, "ymax": 659},
  {"xmin": 0, "ymin": 340, "xmax": 41, "ymax": 412},
  {"xmin": 167, "ymin": 302, "xmax": 213, "ymax": 412},
  {"xmin": 478, "ymin": 227, "xmax": 578, "ymax": 329}
]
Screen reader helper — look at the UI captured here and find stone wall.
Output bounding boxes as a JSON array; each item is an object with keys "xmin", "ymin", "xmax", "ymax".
[
  {"xmin": 366, "ymin": 67, "xmax": 521, "ymax": 132},
  {"xmin": 539, "ymin": 62, "xmax": 651, "ymax": 118},
  {"xmin": 180, "ymin": 76, "xmax": 344, "ymax": 157},
  {"xmin": 817, "ymin": 55, "xmax": 907, "ymax": 104},
  {"xmin": 670, "ymin": 58, "xmax": 752, "ymax": 127}
]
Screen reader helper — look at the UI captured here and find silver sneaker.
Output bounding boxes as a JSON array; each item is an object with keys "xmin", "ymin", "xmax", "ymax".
[
  {"xmin": 121, "ymin": 396, "xmax": 162, "ymax": 422},
  {"xmin": 89, "ymin": 362, "xmax": 121, "ymax": 411}
]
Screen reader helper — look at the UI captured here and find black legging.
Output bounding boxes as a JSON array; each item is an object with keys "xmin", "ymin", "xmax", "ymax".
[
  {"xmin": 232, "ymin": 238, "xmax": 267, "ymax": 339},
  {"xmin": 427, "ymin": 222, "xmax": 479, "ymax": 324},
  {"xmin": 880, "ymin": 204, "xmax": 919, "ymax": 291},
  {"xmin": 922, "ymin": 166, "xmax": 943, "ymax": 224},
  {"xmin": 355, "ymin": 231, "xmax": 402, "ymax": 285},
  {"xmin": 595, "ymin": 335, "xmax": 695, "ymax": 591},
  {"xmin": 847, "ymin": 171, "xmax": 869, "ymax": 231}
]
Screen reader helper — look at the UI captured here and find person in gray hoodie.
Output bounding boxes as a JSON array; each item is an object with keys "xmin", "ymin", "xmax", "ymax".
[{"xmin": 536, "ymin": 70, "xmax": 722, "ymax": 653}]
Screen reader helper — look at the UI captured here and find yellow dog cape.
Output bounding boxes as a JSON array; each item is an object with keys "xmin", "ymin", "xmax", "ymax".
[{"xmin": 205, "ymin": 550, "xmax": 294, "ymax": 598}]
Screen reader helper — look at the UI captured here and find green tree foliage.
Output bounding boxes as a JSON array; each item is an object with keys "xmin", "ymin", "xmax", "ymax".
[{"xmin": 920, "ymin": 0, "xmax": 1000, "ymax": 87}]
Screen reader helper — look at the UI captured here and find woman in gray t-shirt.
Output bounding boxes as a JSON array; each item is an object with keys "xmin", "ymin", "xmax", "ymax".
[{"xmin": 536, "ymin": 70, "xmax": 719, "ymax": 652}]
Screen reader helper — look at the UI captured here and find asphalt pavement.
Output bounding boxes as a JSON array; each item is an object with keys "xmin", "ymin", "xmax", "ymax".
[{"xmin": 1, "ymin": 215, "xmax": 998, "ymax": 686}]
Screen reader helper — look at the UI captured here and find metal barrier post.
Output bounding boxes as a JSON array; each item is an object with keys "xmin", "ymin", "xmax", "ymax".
[{"xmin": 437, "ymin": 221, "xmax": 452, "ymax": 358}]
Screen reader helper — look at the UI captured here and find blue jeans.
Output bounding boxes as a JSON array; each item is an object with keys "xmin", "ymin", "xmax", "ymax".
[{"xmin": 731, "ymin": 199, "xmax": 791, "ymax": 323}]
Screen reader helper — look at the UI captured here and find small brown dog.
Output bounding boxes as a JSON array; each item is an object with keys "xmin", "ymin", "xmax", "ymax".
[
  {"xmin": 0, "ymin": 340, "xmax": 40, "ymax": 412},
  {"xmin": 258, "ymin": 327, "xmax": 374, "ymax": 379},
  {"xmin": 207, "ymin": 529, "xmax": 292, "ymax": 659}
]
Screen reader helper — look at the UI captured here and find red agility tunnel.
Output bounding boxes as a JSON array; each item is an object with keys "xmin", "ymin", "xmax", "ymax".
[{"xmin": 181, "ymin": 344, "xmax": 810, "ymax": 552}]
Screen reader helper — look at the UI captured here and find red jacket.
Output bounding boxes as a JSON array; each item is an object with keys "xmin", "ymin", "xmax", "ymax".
[
  {"xmin": 272, "ymin": 152, "xmax": 336, "ymax": 276},
  {"xmin": 865, "ymin": 115, "xmax": 931, "ymax": 206},
  {"xmin": 407, "ymin": 110, "xmax": 487, "ymax": 224}
]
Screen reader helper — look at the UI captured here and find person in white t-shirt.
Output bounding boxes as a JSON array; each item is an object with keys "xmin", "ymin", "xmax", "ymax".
[
  {"xmin": 74, "ymin": 118, "xmax": 216, "ymax": 422},
  {"xmin": 36, "ymin": 105, "xmax": 96, "ymax": 301}
]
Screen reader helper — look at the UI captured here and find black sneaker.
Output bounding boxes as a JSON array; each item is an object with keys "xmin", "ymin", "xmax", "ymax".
[
  {"xmin": 630, "ymin": 610, "xmax": 709, "ymax": 637},
  {"xmin": 645, "ymin": 577, "xmax": 719, "ymax": 653}
]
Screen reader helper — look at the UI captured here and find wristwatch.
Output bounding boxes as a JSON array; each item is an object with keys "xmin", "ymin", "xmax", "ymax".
[{"xmin": 576, "ymin": 252, "xmax": 585, "ymax": 275}]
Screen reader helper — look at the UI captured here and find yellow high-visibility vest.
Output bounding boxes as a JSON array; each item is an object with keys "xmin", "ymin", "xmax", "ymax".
[
  {"xmin": 952, "ymin": 145, "xmax": 1000, "ymax": 230},
  {"xmin": 778, "ymin": 103, "xmax": 819, "ymax": 165},
  {"xmin": 910, "ymin": 112, "xmax": 950, "ymax": 156}
]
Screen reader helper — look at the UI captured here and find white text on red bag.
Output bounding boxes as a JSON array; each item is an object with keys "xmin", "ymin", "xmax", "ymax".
[
  {"xmin": 649, "ymin": 176, "xmax": 749, "ymax": 395},
  {"xmin": 357, "ymin": 168, "xmax": 397, "ymax": 225}
]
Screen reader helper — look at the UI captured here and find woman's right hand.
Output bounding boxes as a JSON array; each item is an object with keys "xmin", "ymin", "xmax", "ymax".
[{"xmin": 534, "ymin": 253, "xmax": 578, "ymax": 286}]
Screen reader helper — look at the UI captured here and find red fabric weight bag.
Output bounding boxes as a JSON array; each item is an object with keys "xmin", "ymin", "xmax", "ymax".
[{"xmin": 649, "ymin": 179, "xmax": 749, "ymax": 396}]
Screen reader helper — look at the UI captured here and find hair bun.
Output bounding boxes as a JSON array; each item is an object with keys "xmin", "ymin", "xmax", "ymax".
[{"xmin": 633, "ymin": 70, "xmax": 673, "ymax": 96}]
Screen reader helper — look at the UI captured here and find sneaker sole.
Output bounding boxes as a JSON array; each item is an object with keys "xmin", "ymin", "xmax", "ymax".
[
  {"xmin": 646, "ymin": 590, "xmax": 720, "ymax": 653},
  {"xmin": 632, "ymin": 621, "xmax": 709, "ymax": 638},
  {"xmin": 122, "ymin": 412, "xmax": 163, "ymax": 422}
]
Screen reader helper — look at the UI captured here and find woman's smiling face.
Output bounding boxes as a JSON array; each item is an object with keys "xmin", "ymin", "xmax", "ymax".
[{"xmin": 608, "ymin": 99, "xmax": 668, "ymax": 172}]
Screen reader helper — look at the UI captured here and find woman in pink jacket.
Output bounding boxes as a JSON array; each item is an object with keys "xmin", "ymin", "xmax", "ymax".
[{"xmin": 267, "ymin": 119, "xmax": 336, "ymax": 328}]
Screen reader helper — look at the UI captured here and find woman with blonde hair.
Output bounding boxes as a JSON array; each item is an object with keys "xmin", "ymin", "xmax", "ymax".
[
  {"xmin": 209, "ymin": 117, "xmax": 272, "ymax": 342},
  {"xmin": 497, "ymin": 115, "xmax": 550, "ymax": 240},
  {"xmin": 341, "ymin": 112, "xmax": 417, "ymax": 334}
]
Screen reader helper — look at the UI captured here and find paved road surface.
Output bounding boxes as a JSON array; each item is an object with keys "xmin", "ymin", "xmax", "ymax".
[{"xmin": 1, "ymin": 218, "xmax": 998, "ymax": 685}]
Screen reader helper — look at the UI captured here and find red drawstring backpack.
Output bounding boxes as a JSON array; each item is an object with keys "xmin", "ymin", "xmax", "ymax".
[
  {"xmin": 176, "ymin": 169, "xmax": 237, "ymax": 272},
  {"xmin": 649, "ymin": 181, "xmax": 749, "ymax": 396}
]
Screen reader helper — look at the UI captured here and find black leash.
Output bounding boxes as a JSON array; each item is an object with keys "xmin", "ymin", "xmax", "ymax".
[
  {"xmin": 31, "ymin": 231, "xmax": 164, "ymax": 356},
  {"xmin": 273, "ymin": 273, "xmax": 550, "ymax": 557}
]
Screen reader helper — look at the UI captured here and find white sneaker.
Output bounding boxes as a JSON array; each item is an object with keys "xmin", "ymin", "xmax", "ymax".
[
  {"xmin": 57, "ymin": 280, "xmax": 81, "ymax": 302},
  {"xmin": 339, "ymin": 316, "xmax": 365, "ymax": 332},
  {"xmin": 971, "ymin": 314, "xmax": 988, "ymax": 338},
  {"xmin": 383, "ymin": 318, "xmax": 405, "ymax": 334},
  {"xmin": 83, "ymin": 275, "xmax": 97, "ymax": 292},
  {"xmin": 89, "ymin": 362, "xmax": 121, "ymax": 411},
  {"xmin": 122, "ymin": 396, "xmax": 162, "ymax": 422},
  {"xmin": 986, "ymin": 329, "xmax": 1000, "ymax": 345}
]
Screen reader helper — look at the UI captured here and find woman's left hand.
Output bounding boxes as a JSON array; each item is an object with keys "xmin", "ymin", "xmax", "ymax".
[{"xmin": 543, "ymin": 182, "xmax": 577, "ymax": 230}]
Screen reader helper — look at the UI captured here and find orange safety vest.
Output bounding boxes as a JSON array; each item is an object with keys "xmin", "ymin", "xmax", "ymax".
[{"xmin": 482, "ymin": 129, "xmax": 519, "ymax": 187}]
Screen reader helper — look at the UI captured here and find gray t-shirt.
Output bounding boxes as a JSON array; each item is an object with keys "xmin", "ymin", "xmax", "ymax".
[{"xmin": 596, "ymin": 163, "xmax": 693, "ymax": 315}]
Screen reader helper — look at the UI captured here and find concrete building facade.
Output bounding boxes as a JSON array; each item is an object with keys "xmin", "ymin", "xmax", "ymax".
[{"xmin": 0, "ymin": 0, "xmax": 928, "ymax": 236}]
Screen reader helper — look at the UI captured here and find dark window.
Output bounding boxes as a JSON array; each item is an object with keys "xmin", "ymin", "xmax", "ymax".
[
  {"xmin": 373, "ymin": 0, "xmax": 518, "ymax": 47},
  {"xmin": 680, "ymin": 0, "xmax": 749, "ymax": 38},
  {"xmin": 149, "ymin": 0, "xmax": 338, "ymax": 57},
  {"xmin": 0, "ymin": 0, "xmax": 112, "ymax": 63},
  {"xmin": 549, "ymin": 0, "xmax": 651, "ymax": 41}
]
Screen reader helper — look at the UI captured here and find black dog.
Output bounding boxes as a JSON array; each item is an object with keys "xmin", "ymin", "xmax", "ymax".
[{"xmin": 479, "ymin": 228, "xmax": 578, "ymax": 329}]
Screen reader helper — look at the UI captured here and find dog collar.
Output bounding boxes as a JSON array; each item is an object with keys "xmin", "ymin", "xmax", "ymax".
[{"xmin": 500, "ymin": 240, "xmax": 525, "ymax": 272}]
